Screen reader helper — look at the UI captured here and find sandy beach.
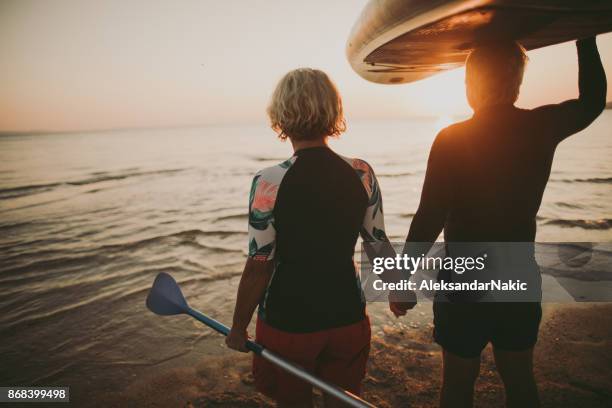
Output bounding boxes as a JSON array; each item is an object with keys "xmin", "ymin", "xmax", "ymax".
[{"xmin": 98, "ymin": 303, "xmax": 612, "ymax": 408}]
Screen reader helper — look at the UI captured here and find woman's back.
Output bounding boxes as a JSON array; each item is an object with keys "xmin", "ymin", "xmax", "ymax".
[{"xmin": 249, "ymin": 146, "xmax": 379, "ymax": 332}]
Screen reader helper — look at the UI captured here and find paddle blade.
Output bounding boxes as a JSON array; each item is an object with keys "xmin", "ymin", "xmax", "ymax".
[{"xmin": 146, "ymin": 272, "xmax": 189, "ymax": 315}]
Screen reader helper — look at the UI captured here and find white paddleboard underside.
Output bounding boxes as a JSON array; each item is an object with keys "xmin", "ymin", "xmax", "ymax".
[{"xmin": 347, "ymin": 0, "xmax": 612, "ymax": 84}]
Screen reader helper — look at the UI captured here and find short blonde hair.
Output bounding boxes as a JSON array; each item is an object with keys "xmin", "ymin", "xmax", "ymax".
[
  {"xmin": 267, "ymin": 68, "xmax": 346, "ymax": 141},
  {"xmin": 466, "ymin": 41, "xmax": 528, "ymax": 110}
]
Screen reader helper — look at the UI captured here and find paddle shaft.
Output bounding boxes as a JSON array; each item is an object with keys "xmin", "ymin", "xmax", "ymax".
[
  {"xmin": 186, "ymin": 307, "xmax": 376, "ymax": 408},
  {"xmin": 186, "ymin": 307, "xmax": 263, "ymax": 354}
]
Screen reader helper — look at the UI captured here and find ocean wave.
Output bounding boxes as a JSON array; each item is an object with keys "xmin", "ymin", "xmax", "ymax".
[
  {"xmin": 0, "ymin": 228, "xmax": 246, "ymax": 280},
  {"xmin": 0, "ymin": 168, "xmax": 187, "ymax": 200},
  {"xmin": 0, "ymin": 182, "xmax": 61, "ymax": 199},
  {"xmin": 544, "ymin": 218, "xmax": 612, "ymax": 230},
  {"xmin": 378, "ymin": 172, "xmax": 414, "ymax": 178},
  {"xmin": 215, "ymin": 213, "xmax": 247, "ymax": 221},
  {"xmin": 552, "ymin": 177, "xmax": 612, "ymax": 184},
  {"xmin": 98, "ymin": 229, "xmax": 245, "ymax": 254},
  {"xmin": 0, "ymin": 220, "xmax": 36, "ymax": 230},
  {"xmin": 0, "ymin": 267, "xmax": 242, "ymax": 330},
  {"xmin": 0, "ymin": 253, "xmax": 103, "ymax": 282},
  {"xmin": 64, "ymin": 168, "xmax": 185, "ymax": 186},
  {"xmin": 543, "ymin": 266, "xmax": 612, "ymax": 281},
  {"xmin": 555, "ymin": 202, "xmax": 583, "ymax": 209},
  {"xmin": 193, "ymin": 229, "xmax": 247, "ymax": 237},
  {"xmin": 251, "ymin": 156, "xmax": 287, "ymax": 162}
]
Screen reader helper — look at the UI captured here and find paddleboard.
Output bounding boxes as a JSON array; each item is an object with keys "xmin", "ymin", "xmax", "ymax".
[{"xmin": 347, "ymin": 0, "xmax": 612, "ymax": 84}]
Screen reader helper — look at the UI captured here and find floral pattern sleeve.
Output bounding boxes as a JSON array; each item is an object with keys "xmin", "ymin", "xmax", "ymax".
[
  {"xmin": 351, "ymin": 159, "xmax": 388, "ymax": 243},
  {"xmin": 247, "ymin": 157, "xmax": 296, "ymax": 261}
]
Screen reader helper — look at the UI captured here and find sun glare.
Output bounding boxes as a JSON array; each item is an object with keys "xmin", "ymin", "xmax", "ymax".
[
  {"xmin": 433, "ymin": 115, "xmax": 454, "ymax": 133},
  {"xmin": 406, "ymin": 68, "xmax": 471, "ymax": 117}
]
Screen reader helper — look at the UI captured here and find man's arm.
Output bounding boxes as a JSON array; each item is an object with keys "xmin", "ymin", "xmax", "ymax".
[
  {"xmin": 226, "ymin": 258, "xmax": 274, "ymax": 352},
  {"xmin": 532, "ymin": 37, "xmax": 607, "ymax": 143},
  {"xmin": 406, "ymin": 132, "xmax": 450, "ymax": 245},
  {"xmin": 388, "ymin": 132, "xmax": 450, "ymax": 316}
]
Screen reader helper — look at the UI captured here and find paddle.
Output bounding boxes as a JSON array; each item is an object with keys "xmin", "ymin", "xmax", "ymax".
[{"xmin": 146, "ymin": 272, "xmax": 376, "ymax": 408}]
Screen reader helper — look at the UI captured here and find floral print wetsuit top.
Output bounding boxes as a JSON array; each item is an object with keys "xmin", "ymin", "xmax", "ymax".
[{"xmin": 246, "ymin": 146, "xmax": 387, "ymax": 332}]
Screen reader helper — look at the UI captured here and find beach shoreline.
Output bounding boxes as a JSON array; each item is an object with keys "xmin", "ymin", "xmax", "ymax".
[{"xmin": 98, "ymin": 303, "xmax": 612, "ymax": 408}]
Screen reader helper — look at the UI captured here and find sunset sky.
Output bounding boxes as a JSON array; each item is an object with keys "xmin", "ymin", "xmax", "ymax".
[{"xmin": 1, "ymin": 0, "xmax": 611, "ymax": 132}]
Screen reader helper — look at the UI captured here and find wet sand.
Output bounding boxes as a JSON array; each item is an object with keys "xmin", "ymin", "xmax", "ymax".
[{"xmin": 101, "ymin": 303, "xmax": 612, "ymax": 407}]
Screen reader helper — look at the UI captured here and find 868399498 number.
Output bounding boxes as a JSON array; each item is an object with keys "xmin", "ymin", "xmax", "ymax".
[{"xmin": 1, "ymin": 387, "xmax": 69, "ymax": 402}]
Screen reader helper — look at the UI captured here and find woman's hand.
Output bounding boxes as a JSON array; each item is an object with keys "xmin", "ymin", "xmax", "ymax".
[
  {"xmin": 388, "ymin": 289, "xmax": 417, "ymax": 317},
  {"xmin": 227, "ymin": 258, "xmax": 274, "ymax": 353},
  {"xmin": 389, "ymin": 300, "xmax": 416, "ymax": 317},
  {"xmin": 225, "ymin": 327, "xmax": 249, "ymax": 353}
]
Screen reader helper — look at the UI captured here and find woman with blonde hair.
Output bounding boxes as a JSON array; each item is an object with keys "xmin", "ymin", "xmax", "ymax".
[{"xmin": 226, "ymin": 68, "xmax": 388, "ymax": 407}]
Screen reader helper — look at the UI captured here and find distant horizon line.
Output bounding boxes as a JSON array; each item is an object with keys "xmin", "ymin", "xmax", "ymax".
[
  {"xmin": 0, "ymin": 114, "xmax": 476, "ymax": 136},
  {"xmin": 3, "ymin": 103, "xmax": 611, "ymax": 136}
]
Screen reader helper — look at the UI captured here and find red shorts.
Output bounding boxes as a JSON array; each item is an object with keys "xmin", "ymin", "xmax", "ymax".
[{"xmin": 253, "ymin": 316, "xmax": 371, "ymax": 405}]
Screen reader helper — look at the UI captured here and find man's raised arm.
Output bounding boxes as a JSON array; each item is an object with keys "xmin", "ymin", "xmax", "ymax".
[{"xmin": 534, "ymin": 36, "xmax": 607, "ymax": 143}]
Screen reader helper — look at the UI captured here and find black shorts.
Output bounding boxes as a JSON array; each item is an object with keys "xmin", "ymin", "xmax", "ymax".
[{"xmin": 433, "ymin": 302, "xmax": 542, "ymax": 358}]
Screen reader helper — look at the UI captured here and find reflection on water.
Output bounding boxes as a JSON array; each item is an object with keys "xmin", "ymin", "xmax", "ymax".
[{"xmin": 1, "ymin": 115, "xmax": 611, "ymax": 404}]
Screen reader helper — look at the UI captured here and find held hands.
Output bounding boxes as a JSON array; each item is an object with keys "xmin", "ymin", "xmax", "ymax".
[
  {"xmin": 225, "ymin": 327, "xmax": 249, "ymax": 353},
  {"xmin": 388, "ymin": 289, "xmax": 417, "ymax": 318}
]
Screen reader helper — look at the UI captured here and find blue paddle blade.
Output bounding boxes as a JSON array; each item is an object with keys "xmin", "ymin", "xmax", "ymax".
[{"xmin": 146, "ymin": 272, "xmax": 189, "ymax": 315}]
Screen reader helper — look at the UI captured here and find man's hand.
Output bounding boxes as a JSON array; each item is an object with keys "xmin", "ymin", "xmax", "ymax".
[
  {"xmin": 389, "ymin": 300, "xmax": 416, "ymax": 317},
  {"xmin": 388, "ymin": 289, "xmax": 417, "ymax": 317},
  {"xmin": 225, "ymin": 327, "xmax": 249, "ymax": 353}
]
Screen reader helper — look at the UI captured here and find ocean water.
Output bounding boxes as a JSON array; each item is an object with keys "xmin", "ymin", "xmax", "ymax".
[{"xmin": 1, "ymin": 114, "xmax": 611, "ymax": 404}]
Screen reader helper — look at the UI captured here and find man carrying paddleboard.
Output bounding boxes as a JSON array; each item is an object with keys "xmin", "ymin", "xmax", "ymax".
[{"xmin": 395, "ymin": 37, "xmax": 607, "ymax": 408}]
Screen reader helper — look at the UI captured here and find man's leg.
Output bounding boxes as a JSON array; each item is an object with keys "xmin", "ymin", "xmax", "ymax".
[
  {"xmin": 493, "ymin": 347, "xmax": 539, "ymax": 408},
  {"xmin": 440, "ymin": 349, "xmax": 481, "ymax": 408}
]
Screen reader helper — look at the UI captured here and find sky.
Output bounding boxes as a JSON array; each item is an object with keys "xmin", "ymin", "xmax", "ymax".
[{"xmin": 1, "ymin": 0, "xmax": 611, "ymax": 132}]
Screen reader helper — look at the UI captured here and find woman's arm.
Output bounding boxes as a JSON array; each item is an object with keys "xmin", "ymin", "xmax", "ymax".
[
  {"xmin": 226, "ymin": 258, "xmax": 274, "ymax": 352},
  {"xmin": 357, "ymin": 161, "xmax": 417, "ymax": 316},
  {"xmin": 227, "ymin": 172, "xmax": 278, "ymax": 352}
]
